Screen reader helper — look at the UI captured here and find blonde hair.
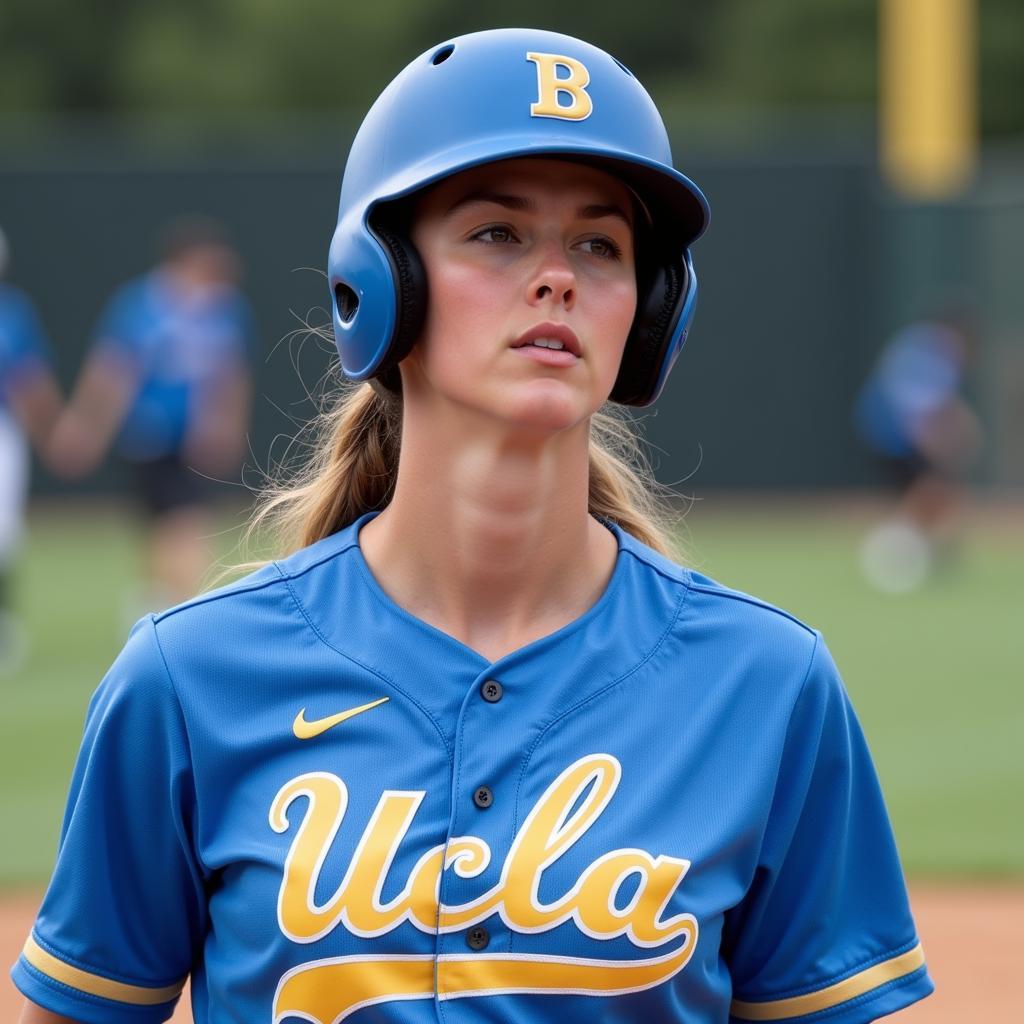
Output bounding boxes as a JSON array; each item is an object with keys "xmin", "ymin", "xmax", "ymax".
[{"xmin": 248, "ymin": 378, "xmax": 682, "ymax": 561}]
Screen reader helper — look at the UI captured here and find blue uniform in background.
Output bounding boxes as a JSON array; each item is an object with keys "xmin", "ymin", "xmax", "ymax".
[
  {"xmin": 0, "ymin": 283, "xmax": 51, "ymax": 570},
  {"xmin": 12, "ymin": 513, "xmax": 932, "ymax": 1023},
  {"xmin": 856, "ymin": 322, "xmax": 965, "ymax": 465},
  {"xmin": 95, "ymin": 270, "xmax": 253, "ymax": 462},
  {"xmin": 0, "ymin": 282, "xmax": 50, "ymax": 412}
]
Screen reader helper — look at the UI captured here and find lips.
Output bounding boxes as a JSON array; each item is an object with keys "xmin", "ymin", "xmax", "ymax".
[{"xmin": 510, "ymin": 322, "xmax": 582, "ymax": 358}]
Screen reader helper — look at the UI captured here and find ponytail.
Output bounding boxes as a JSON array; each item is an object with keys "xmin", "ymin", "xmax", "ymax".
[{"xmin": 247, "ymin": 382, "xmax": 400, "ymax": 554}]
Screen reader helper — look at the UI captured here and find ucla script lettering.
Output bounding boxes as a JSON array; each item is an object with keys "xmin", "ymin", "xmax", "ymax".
[{"xmin": 268, "ymin": 754, "xmax": 698, "ymax": 1023}]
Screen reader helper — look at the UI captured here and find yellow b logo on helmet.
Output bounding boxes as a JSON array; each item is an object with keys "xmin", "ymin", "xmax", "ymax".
[{"xmin": 526, "ymin": 52, "xmax": 593, "ymax": 121}]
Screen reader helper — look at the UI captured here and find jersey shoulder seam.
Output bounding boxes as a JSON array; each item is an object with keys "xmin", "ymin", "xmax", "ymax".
[
  {"xmin": 619, "ymin": 537, "xmax": 818, "ymax": 636},
  {"xmin": 750, "ymin": 627, "xmax": 823, "ymax": 864},
  {"xmin": 145, "ymin": 614, "xmax": 198, "ymax": 761},
  {"xmin": 150, "ymin": 571, "xmax": 291, "ymax": 624},
  {"xmin": 274, "ymin": 535, "xmax": 362, "ymax": 583},
  {"xmin": 617, "ymin": 543, "xmax": 691, "ymax": 586},
  {"xmin": 150, "ymin": 538, "xmax": 361, "ymax": 625},
  {"xmin": 686, "ymin": 580, "xmax": 818, "ymax": 636},
  {"xmin": 146, "ymin": 536, "xmax": 362, "ymax": 622},
  {"xmin": 144, "ymin": 615, "xmax": 214, "ymax": 895}
]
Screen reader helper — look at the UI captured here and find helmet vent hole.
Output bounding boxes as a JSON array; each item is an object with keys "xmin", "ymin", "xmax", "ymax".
[
  {"xmin": 430, "ymin": 44, "xmax": 455, "ymax": 66},
  {"xmin": 613, "ymin": 57, "xmax": 634, "ymax": 77},
  {"xmin": 334, "ymin": 283, "xmax": 359, "ymax": 324}
]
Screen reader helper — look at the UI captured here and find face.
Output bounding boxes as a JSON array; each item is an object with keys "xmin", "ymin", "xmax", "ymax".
[
  {"xmin": 171, "ymin": 243, "xmax": 241, "ymax": 294},
  {"xmin": 401, "ymin": 158, "xmax": 638, "ymax": 435}
]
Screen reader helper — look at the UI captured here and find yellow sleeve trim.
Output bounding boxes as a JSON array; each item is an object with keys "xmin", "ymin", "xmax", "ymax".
[
  {"xmin": 22, "ymin": 935, "xmax": 187, "ymax": 1006},
  {"xmin": 730, "ymin": 942, "xmax": 926, "ymax": 1021}
]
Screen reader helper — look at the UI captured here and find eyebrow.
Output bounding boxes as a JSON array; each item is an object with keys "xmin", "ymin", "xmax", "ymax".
[{"xmin": 445, "ymin": 192, "xmax": 632, "ymax": 228}]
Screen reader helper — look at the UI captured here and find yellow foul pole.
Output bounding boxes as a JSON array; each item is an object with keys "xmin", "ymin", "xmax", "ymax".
[{"xmin": 880, "ymin": 0, "xmax": 978, "ymax": 198}]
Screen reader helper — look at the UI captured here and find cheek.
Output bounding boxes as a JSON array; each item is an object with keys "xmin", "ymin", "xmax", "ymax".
[
  {"xmin": 420, "ymin": 260, "xmax": 505, "ymax": 358},
  {"xmin": 594, "ymin": 276, "xmax": 638, "ymax": 360}
]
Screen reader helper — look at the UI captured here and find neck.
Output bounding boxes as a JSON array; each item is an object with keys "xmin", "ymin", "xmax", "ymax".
[{"xmin": 357, "ymin": 405, "xmax": 618, "ymax": 663}]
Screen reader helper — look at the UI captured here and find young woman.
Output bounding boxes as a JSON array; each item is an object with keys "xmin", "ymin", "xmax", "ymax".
[{"xmin": 14, "ymin": 29, "xmax": 933, "ymax": 1024}]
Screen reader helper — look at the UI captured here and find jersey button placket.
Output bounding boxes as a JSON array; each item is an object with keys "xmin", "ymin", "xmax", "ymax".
[
  {"xmin": 438, "ymin": 671, "xmax": 510, "ymax": 984},
  {"xmin": 475, "ymin": 685, "xmax": 498, "ymax": 813}
]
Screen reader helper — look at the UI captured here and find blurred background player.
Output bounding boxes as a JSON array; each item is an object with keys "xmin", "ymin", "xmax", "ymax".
[
  {"xmin": 48, "ymin": 217, "xmax": 254, "ymax": 609},
  {"xmin": 0, "ymin": 226, "xmax": 64, "ymax": 673},
  {"xmin": 855, "ymin": 300, "xmax": 983, "ymax": 592}
]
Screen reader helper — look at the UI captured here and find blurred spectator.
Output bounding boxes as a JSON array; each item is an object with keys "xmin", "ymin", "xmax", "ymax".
[
  {"xmin": 0, "ymin": 225, "xmax": 64, "ymax": 672},
  {"xmin": 49, "ymin": 217, "xmax": 255, "ymax": 609},
  {"xmin": 855, "ymin": 301, "xmax": 983, "ymax": 591}
]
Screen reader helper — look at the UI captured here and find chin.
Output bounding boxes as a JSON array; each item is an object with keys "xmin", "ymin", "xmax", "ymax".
[
  {"xmin": 426, "ymin": 371, "xmax": 609, "ymax": 436},
  {"xmin": 495, "ymin": 381, "xmax": 601, "ymax": 435}
]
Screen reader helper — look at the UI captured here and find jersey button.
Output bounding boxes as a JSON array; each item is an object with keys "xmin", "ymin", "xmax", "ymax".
[
  {"xmin": 466, "ymin": 926, "xmax": 490, "ymax": 951},
  {"xmin": 473, "ymin": 786, "xmax": 494, "ymax": 809},
  {"xmin": 481, "ymin": 680, "xmax": 503, "ymax": 703}
]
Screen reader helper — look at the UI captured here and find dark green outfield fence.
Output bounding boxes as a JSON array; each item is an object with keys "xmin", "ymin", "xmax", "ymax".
[{"xmin": 2, "ymin": 123, "xmax": 1021, "ymax": 494}]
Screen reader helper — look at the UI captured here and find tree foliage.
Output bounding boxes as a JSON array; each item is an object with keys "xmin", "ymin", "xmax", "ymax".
[{"xmin": 0, "ymin": 0, "xmax": 1020, "ymax": 138}]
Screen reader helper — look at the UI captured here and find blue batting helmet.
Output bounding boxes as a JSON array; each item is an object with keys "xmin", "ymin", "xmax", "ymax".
[{"xmin": 328, "ymin": 27, "xmax": 710, "ymax": 406}]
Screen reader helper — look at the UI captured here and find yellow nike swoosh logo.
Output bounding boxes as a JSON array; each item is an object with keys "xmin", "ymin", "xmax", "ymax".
[{"xmin": 293, "ymin": 697, "xmax": 390, "ymax": 740}]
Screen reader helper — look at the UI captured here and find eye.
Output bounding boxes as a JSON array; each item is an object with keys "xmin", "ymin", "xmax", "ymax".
[
  {"xmin": 470, "ymin": 225, "xmax": 519, "ymax": 244},
  {"xmin": 577, "ymin": 236, "xmax": 624, "ymax": 261}
]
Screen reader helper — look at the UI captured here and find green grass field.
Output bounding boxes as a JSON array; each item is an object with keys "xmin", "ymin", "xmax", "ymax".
[{"xmin": 1, "ymin": 498, "xmax": 1021, "ymax": 887}]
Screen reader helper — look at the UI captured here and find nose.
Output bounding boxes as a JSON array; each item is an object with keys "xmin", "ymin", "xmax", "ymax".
[{"xmin": 527, "ymin": 244, "xmax": 576, "ymax": 311}]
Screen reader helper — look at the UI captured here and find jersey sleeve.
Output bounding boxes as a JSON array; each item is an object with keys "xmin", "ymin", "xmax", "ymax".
[
  {"xmin": 724, "ymin": 634, "xmax": 933, "ymax": 1024},
  {"xmin": 10, "ymin": 617, "xmax": 205, "ymax": 1024},
  {"xmin": 0, "ymin": 289, "xmax": 51, "ymax": 395},
  {"xmin": 93, "ymin": 284, "xmax": 144, "ymax": 363}
]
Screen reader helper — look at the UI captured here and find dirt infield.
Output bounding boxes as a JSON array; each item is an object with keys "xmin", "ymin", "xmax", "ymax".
[{"xmin": 2, "ymin": 883, "xmax": 1020, "ymax": 1021}]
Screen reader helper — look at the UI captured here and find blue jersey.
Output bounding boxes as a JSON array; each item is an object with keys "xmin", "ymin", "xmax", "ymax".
[
  {"xmin": 94, "ymin": 271, "xmax": 253, "ymax": 460},
  {"xmin": 0, "ymin": 282, "xmax": 50, "ymax": 411},
  {"xmin": 856, "ymin": 323, "xmax": 964, "ymax": 459},
  {"xmin": 12, "ymin": 513, "xmax": 932, "ymax": 1023}
]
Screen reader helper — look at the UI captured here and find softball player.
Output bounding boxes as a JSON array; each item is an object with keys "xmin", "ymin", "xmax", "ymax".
[
  {"xmin": 46, "ymin": 218, "xmax": 254, "ymax": 608},
  {"xmin": 14, "ymin": 29, "xmax": 933, "ymax": 1024},
  {"xmin": 0, "ymin": 226, "xmax": 63, "ymax": 672}
]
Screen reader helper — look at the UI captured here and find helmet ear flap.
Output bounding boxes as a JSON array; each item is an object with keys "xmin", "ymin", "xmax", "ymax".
[
  {"xmin": 367, "ymin": 215, "xmax": 428, "ymax": 394},
  {"xmin": 611, "ymin": 256, "xmax": 688, "ymax": 406}
]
